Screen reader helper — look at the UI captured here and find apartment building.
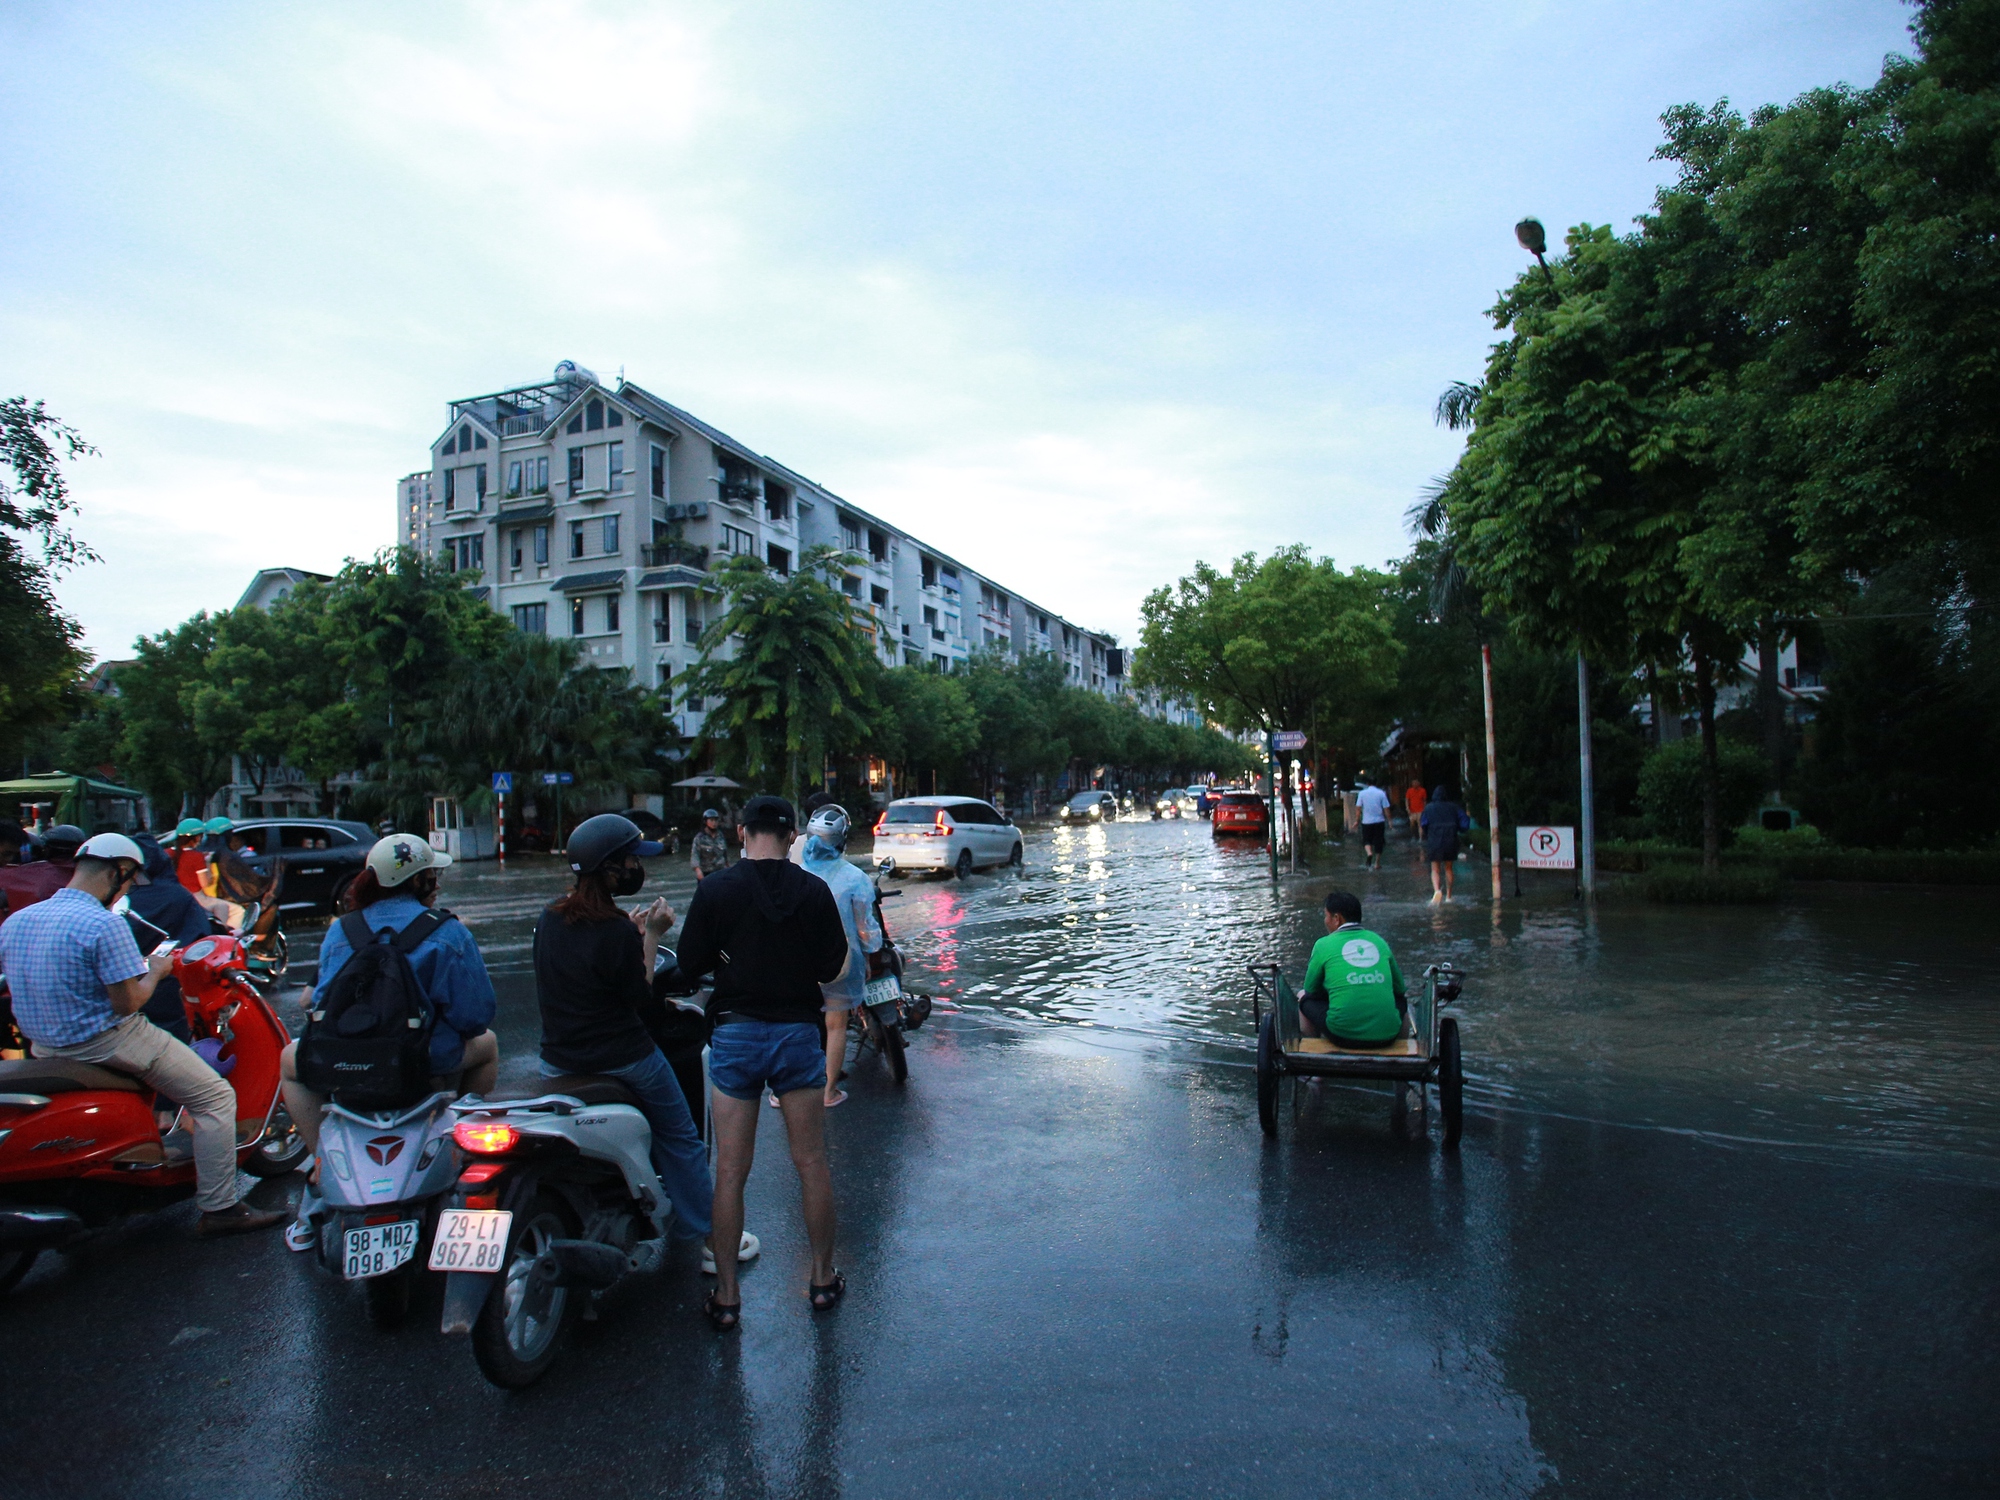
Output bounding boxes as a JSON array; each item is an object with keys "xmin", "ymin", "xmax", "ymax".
[{"xmin": 404, "ymin": 362, "xmax": 1139, "ymax": 736}]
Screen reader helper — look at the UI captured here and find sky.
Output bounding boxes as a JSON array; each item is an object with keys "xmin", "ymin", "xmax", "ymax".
[{"xmin": 2, "ymin": 0, "xmax": 1917, "ymax": 661}]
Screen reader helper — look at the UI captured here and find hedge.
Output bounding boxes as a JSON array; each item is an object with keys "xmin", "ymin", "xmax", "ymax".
[
  {"xmin": 1643, "ymin": 863, "xmax": 1781, "ymax": 904},
  {"xmin": 1595, "ymin": 839, "xmax": 2000, "ymax": 886}
]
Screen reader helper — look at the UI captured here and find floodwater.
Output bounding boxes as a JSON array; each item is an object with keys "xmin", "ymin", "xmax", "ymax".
[{"xmin": 6, "ymin": 815, "xmax": 1995, "ymax": 1498}]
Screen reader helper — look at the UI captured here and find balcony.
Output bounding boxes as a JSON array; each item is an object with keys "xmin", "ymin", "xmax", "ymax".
[
  {"xmin": 642, "ymin": 541, "xmax": 709, "ymax": 570},
  {"xmin": 500, "ymin": 411, "xmax": 548, "ymax": 436}
]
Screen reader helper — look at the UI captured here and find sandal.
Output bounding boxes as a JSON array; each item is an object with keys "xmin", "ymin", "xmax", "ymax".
[
  {"xmin": 809, "ymin": 1271, "xmax": 846, "ymax": 1311},
  {"xmin": 703, "ymin": 1291, "xmax": 740, "ymax": 1331}
]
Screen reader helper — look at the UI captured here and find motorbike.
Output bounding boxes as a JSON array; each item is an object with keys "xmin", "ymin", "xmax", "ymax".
[
  {"xmin": 0, "ymin": 928, "xmax": 309, "ymax": 1293},
  {"xmin": 852, "ymin": 860, "xmax": 933, "ymax": 1084},
  {"xmin": 297, "ymin": 1087, "xmax": 463, "ymax": 1327},
  {"xmin": 433, "ymin": 1081, "xmax": 675, "ymax": 1388}
]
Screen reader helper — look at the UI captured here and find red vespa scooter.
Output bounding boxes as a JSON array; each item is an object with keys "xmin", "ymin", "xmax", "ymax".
[{"xmin": 0, "ymin": 931, "xmax": 308, "ymax": 1292}]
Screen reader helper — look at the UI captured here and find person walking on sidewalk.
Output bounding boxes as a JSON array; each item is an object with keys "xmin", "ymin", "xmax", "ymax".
[
  {"xmin": 1419, "ymin": 785, "xmax": 1472, "ymax": 904},
  {"xmin": 1356, "ymin": 776, "xmax": 1392, "ymax": 871},
  {"xmin": 675, "ymin": 795, "xmax": 849, "ymax": 1329}
]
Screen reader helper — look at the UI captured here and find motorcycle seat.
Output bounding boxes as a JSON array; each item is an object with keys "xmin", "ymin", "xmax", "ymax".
[
  {"xmin": 0, "ymin": 1058, "xmax": 146, "ymax": 1095},
  {"xmin": 530, "ymin": 1074, "xmax": 642, "ymax": 1109}
]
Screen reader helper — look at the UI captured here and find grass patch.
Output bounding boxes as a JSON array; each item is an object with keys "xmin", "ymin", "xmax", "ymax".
[{"xmin": 1642, "ymin": 862, "xmax": 1781, "ymax": 904}]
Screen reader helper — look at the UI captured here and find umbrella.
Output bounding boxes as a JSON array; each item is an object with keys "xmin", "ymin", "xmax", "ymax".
[{"xmin": 672, "ymin": 775, "xmax": 743, "ymax": 789}]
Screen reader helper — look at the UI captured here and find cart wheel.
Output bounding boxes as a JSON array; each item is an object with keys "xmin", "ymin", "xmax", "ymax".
[
  {"xmin": 1256, "ymin": 1011, "xmax": 1280, "ymax": 1137},
  {"xmin": 1439, "ymin": 1017, "xmax": 1463, "ymax": 1148}
]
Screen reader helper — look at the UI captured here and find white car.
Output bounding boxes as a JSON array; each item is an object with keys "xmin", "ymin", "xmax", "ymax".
[{"xmin": 871, "ymin": 796, "xmax": 1024, "ymax": 878}]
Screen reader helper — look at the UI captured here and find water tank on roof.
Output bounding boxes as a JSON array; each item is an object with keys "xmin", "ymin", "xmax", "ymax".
[{"xmin": 554, "ymin": 360, "xmax": 598, "ymax": 388}]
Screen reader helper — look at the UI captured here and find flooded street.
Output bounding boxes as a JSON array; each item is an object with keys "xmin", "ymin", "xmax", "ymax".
[{"xmin": 4, "ymin": 816, "xmax": 1995, "ymax": 1498}]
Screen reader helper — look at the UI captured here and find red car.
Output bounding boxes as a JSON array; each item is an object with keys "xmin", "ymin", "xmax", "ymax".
[{"xmin": 1210, "ymin": 791, "xmax": 1270, "ymax": 838}]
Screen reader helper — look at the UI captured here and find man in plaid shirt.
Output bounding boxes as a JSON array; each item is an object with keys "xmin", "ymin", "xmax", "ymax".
[{"xmin": 0, "ymin": 834, "xmax": 284, "ymax": 1237}]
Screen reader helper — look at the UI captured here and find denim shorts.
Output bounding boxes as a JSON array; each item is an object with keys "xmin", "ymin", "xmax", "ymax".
[{"xmin": 708, "ymin": 1017, "xmax": 826, "ymax": 1101}]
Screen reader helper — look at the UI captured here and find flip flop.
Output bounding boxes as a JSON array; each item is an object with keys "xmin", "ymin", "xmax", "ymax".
[
  {"xmin": 765, "ymin": 1092, "xmax": 782, "ymax": 1109},
  {"xmin": 823, "ymin": 1090, "xmax": 848, "ymax": 1109}
]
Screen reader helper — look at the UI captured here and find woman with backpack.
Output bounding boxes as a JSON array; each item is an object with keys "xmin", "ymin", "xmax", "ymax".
[
  {"xmin": 1418, "ymin": 784, "xmax": 1474, "ymax": 905},
  {"xmin": 280, "ymin": 833, "xmax": 499, "ymax": 1250}
]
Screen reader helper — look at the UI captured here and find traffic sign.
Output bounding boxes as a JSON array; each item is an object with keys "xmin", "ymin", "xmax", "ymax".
[
  {"xmin": 491, "ymin": 771, "xmax": 513, "ymax": 793},
  {"xmin": 1517, "ymin": 825, "xmax": 1575, "ymax": 870},
  {"xmin": 541, "ymin": 771, "xmax": 575, "ymax": 786},
  {"xmin": 1272, "ymin": 730, "xmax": 1307, "ymax": 751}
]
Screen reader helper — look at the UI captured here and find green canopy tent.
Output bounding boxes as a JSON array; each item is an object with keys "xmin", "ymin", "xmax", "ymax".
[{"xmin": 0, "ymin": 772, "xmax": 149, "ymax": 833}]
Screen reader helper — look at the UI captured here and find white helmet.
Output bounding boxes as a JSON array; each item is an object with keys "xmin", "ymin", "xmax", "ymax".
[
  {"xmin": 366, "ymin": 832, "xmax": 453, "ymax": 887},
  {"xmin": 806, "ymin": 805, "xmax": 851, "ymax": 849},
  {"xmin": 77, "ymin": 832, "xmax": 150, "ymax": 882}
]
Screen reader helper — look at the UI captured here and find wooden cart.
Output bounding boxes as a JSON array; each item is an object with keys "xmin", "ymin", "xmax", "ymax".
[{"xmin": 1249, "ymin": 961, "xmax": 1465, "ymax": 1145}]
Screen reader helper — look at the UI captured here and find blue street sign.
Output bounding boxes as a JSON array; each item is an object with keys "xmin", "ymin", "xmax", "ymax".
[
  {"xmin": 491, "ymin": 772, "xmax": 513, "ymax": 793},
  {"xmin": 542, "ymin": 771, "xmax": 575, "ymax": 786},
  {"xmin": 1272, "ymin": 730, "xmax": 1307, "ymax": 752}
]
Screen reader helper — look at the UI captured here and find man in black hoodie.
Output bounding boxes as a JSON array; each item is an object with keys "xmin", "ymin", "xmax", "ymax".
[{"xmin": 675, "ymin": 794, "xmax": 849, "ymax": 1327}]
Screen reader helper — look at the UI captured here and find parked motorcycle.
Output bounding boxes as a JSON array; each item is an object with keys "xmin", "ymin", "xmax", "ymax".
[
  {"xmin": 433, "ymin": 1082, "xmax": 675, "ymax": 1388},
  {"xmin": 0, "ymin": 930, "xmax": 309, "ymax": 1293},
  {"xmin": 854, "ymin": 860, "xmax": 932, "ymax": 1083},
  {"xmin": 298, "ymin": 1088, "xmax": 462, "ymax": 1327}
]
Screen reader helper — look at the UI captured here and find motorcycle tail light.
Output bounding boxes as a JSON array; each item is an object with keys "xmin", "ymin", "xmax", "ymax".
[
  {"xmin": 457, "ymin": 1161, "xmax": 507, "ymax": 1185},
  {"xmin": 453, "ymin": 1120, "xmax": 520, "ymax": 1154},
  {"xmin": 466, "ymin": 1193, "xmax": 499, "ymax": 1211}
]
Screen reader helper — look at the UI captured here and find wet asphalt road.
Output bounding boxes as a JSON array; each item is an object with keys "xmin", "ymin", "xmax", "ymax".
[{"xmin": 3, "ymin": 818, "xmax": 1996, "ymax": 1499}]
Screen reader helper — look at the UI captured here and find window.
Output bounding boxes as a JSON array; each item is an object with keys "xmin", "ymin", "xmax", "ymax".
[
  {"xmin": 608, "ymin": 442, "xmax": 624, "ymax": 493},
  {"xmin": 474, "ymin": 430, "xmax": 487, "ymax": 450},
  {"xmin": 532, "ymin": 456, "xmax": 549, "ymax": 493},
  {"xmin": 510, "ymin": 529, "xmax": 523, "ymax": 570},
  {"xmin": 921, "ymin": 556, "xmax": 937, "ymax": 589},
  {"xmin": 459, "ymin": 423, "xmax": 472, "ymax": 452},
  {"xmin": 443, "ymin": 469, "xmax": 456, "ymax": 510},
  {"xmin": 442, "ymin": 433, "xmax": 455, "ymax": 456},
  {"xmin": 512, "ymin": 602, "xmax": 547, "ymax": 635},
  {"xmin": 507, "ymin": 460, "xmax": 522, "ymax": 497},
  {"xmin": 476, "ymin": 464, "xmax": 487, "ymax": 504},
  {"xmin": 685, "ymin": 598, "xmax": 703, "ymax": 641},
  {"xmin": 841, "ymin": 575, "xmax": 860, "ymax": 599},
  {"xmin": 839, "ymin": 514, "xmax": 861, "ymax": 551},
  {"xmin": 571, "ymin": 598, "xmax": 586, "ymax": 635},
  {"xmin": 868, "ymin": 528, "xmax": 888, "ymax": 562},
  {"xmin": 586, "ymin": 399, "xmax": 603, "ymax": 431},
  {"xmin": 940, "ymin": 566, "xmax": 960, "ymax": 594},
  {"xmin": 604, "ymin": 595, "xmax": 620, "ymax": 632},
  {"xmin": 650, "ymin": 445, "xmax": 666, "ymax": 499},
  {"xmin": 719, "ymin": 524, "xmax": 756, "ymax": 556},
  {"xmin": 871, "ymin": 584, "xmax": 888, "ymax": 607},
  {"xmin": 533, "ymin": 525, "xmax": 549, "ymax": 565},
  {"xmin": 923, "ymin": 605, "xmax": 938, "ymax": 627},
  {"xmin": 653, "ymin": 605, "xmax": 671, "ymax": 644},
  {"xmin": 765, "ymin": 483, "xmax": 790, "ymax": 522},
  {"xmin": 767, "ymin": 544, "xmax": 790, "ymax": 574},
  {"xmin": 447, "ymin": 535, "xmax": 483, "ymax": 572},
  {"xmin": 602, "ymin": 514, "xmax": 619, "ymax": 553},
  {"xmin": 567, "ymin": 412, "xmax": 583, "ymax": 434},
  {"xmin": 607, "ymin": 404, "xmax": 622, "ymax": 427},
  {"xmin": 570, "ymin": 523, "xmax": 586, "ymax": 560},
  {"xmin": 568, "ymin": 447, "xmax": 584, "ymax": 489}
]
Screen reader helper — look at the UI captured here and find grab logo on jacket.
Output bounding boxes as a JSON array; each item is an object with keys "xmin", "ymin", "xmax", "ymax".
[{"xmin": 1341, "ymin": 938, "xmax": 1380, "ymax": 968}]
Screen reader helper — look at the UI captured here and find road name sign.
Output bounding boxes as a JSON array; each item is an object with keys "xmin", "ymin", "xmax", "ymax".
[
  {"xmin": 1272, "ymin": 730, "xmax": 1307, "ymax": 751},
  {"xmin": 1517, "ymin": 825, "xmax": 1576, "ymax": 870},
  {"xmin": 542, "ymin": 771, "xmax": 575, "ymax": 786}
]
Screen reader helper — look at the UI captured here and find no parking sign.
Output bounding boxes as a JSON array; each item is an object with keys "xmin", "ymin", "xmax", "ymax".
[{"xmin": 1517, "ymin": 825, "xmax": 1575, "ymax": 870}]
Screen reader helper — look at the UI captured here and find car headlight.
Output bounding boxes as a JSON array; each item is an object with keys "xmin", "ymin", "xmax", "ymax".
[{"xmin": 1089, "ymin": 806, "xmax": 1100, "ymax": 818}]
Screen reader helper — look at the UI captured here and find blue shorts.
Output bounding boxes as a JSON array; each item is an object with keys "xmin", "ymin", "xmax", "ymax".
[{"xmin": 708, "ymin": 1018, "xmax": 825, "ymax": 1101}]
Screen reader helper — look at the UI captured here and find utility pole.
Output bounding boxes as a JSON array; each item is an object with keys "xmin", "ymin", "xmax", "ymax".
[
  {"xmin": 1518, "ymin": 217, "xmax": 1595, "ymax": 903},
  {"xmin": 1264, "ymin": 729, "xmax": 1278, "ymax": 881},
  {"xmin": 1482, "ymin": 642, "xmax": 1502, "ymax": 901}
]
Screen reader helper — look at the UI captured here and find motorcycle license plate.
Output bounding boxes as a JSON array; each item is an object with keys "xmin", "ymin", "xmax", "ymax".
[
  {"xmin": 864, "ymin": 974, "xmax": 903, "ymax": 1007},
  {"xmin": 428, "ymin": 1209, "xmax": 512, "ymax": 1272},
  {"xmin": 343, "ymin": 1220, "xmax": 420, "ymax": 1279}
]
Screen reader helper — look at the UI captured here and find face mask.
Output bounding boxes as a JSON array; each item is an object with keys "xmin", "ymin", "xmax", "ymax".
[{"xmin": 610, "ymin": 858, "xmax": 646, "ymax": 897}]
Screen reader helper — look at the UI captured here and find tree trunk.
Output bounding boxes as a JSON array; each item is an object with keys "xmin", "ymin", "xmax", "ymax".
[
  {"xmin": 1694, "ymin": 647, "xmax": 1722, "ymax": 876},
  {"xmin": 1757, "ymin": 616, "xmax": 1784, "ymax": 798}
]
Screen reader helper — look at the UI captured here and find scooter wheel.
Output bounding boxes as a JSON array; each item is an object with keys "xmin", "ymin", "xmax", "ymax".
[
  {"xmin": 882, "ymin": 1023, "xmax": 908, "ymax": 1085},
  {"xmin": 242, "ymin": 1102, "xmax": 310, "ymax": 1177},
  {"xmin": 364, "ymin": 1261, "xmax": 414, "ymax": 1328},
  {"xmin": 0, "ymin": 1248, "xmax": 39, "ymax": 1295},
  {"xmin": 471, "ymin": 1190, "xmax": 579, "ymax": 1389}
]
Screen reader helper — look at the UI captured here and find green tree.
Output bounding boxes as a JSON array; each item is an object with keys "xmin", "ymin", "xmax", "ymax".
[
  {"xmin": 873, "ymin": 662, "xmax": 979, "ymax": 792},
  {"xmin": 1, "ymin": 399, "xmax": 97, "ymax": 767},
  {"xmin": 678, "ymin": 546, "xmax": 879, "ymax": 801},
  {"xmin": 114, "ymin": 614, "xmax": 234, "ymax": 815}
]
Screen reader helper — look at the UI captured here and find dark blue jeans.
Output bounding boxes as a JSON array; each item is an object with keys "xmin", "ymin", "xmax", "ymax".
[{"xmin": 542, "ymin": 1048, "xmax": 713, "ymax": 1239}]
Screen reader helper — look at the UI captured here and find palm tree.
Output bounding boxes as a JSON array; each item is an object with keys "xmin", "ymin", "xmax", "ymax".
[{"xmin": 676, "ymin": 545, "xmax": 877, "ymax": 801}]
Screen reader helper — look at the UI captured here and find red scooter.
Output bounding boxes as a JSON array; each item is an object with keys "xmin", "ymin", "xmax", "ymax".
[{"xmin": 0, "ymin": 931, "xmax": 308, "ymax": 1292}]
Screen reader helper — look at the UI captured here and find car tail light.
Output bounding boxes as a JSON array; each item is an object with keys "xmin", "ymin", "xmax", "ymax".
[
  {"xmin": 873, "ymin": 819, "xmax": 888, "ymax": 836},
  {"xmin": 924, "ymin": 812, "xmax": 951, "ymax": 837},
  {"xmin": 453, "ymin": 1120, "xmax": 520, "ymax": 1154}
]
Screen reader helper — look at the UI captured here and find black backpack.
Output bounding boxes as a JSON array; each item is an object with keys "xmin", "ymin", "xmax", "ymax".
[{"xmin": 295, "ymin": 909, "xmax": 448, "ymax": 1109}]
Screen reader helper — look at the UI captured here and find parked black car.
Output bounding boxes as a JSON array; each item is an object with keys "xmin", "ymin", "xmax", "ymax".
[{"xmin": 230, "ymin": 819, "xmax": 377, "ymax": 915}]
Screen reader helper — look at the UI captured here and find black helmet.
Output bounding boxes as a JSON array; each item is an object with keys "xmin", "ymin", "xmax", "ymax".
[
  {"xmin": 567, "ymin": 813, "xmax": 663, "ymax": 875},
  {"xmin": 42, "ymin": 824, "xmax": 87, "ymax": 857}
]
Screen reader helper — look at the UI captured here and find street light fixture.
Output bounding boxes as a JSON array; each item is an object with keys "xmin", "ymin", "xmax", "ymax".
[{"xmin": 1516, "ymin": 215, "xmax": 1595, "ymax": 900}]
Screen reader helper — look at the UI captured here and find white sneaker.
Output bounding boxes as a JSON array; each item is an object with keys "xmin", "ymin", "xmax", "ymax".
[{"xmin": 701, "ymin": 1232, "xmax": 761, "ymax": 1275}]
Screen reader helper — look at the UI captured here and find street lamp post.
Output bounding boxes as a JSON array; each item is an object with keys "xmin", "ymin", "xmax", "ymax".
[{"xmin": 1517, "ymin": 216, "xmax": 1596, "ymax": 900}]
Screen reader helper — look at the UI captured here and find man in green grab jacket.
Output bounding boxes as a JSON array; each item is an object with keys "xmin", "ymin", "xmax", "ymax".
[{"xmin": 1298, "ymin": 891, "xmax": 1406, "ymax": 1046}]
